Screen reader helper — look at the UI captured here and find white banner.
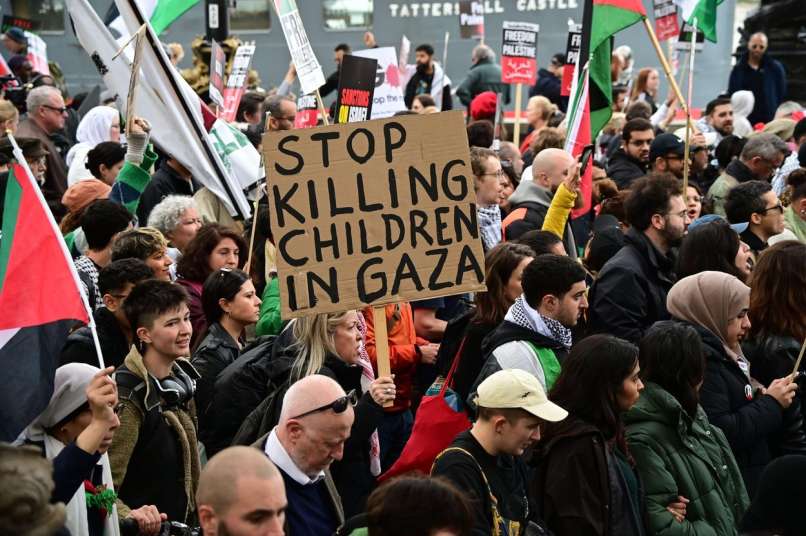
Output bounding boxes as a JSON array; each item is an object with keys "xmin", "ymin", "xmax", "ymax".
[
  {"xmin": 25, "ymin": 32, "xmax": 49, "ymax": 75},
  {"xmin": 353, "ymin": 47, "xmax": 407, "ymax": 119},
  {"xmin": 274, "ymin": 0, "xmax": 325, "ymax": 96}
]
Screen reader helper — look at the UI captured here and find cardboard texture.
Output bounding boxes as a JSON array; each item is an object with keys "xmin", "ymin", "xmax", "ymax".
[
  {"xmin": 263, "ymin": 111, "xmax": 487, "ymax": 318},
  {"xmin": 501, "ymin": 21, "xmax": 539, "ymax": 86},
  {"xmin": 335, "ymin": 55, "xmax": 378, "ymax": 124}
]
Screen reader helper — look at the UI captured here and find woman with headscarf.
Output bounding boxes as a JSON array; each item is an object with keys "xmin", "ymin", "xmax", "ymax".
[
  {"xmin": 666, "ymin": 271, "xmax": 802, "ymax": 496},
  {"xmin": 15, "ymin": 363, "xmax": 165, "ymax": 536},
  {"xmin": 731, "ymin": 91, "xmax": 755, "ymax": 137},
  {"xmin": 67, "ymin": 106, "xmax": 122, "ymax": 186}
]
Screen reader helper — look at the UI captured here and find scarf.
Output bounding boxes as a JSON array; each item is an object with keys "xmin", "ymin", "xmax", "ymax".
[
  {"xmin": 357, "ymin": 314, "xmax": 382, "ymax": 476},
  {"xmin": 505, "ymin": 295, "xmax": 573, "ymax": 349},
  {"xmin": 477, "ymin": 205, "xmax": 502, "ymax": 251},
  {"xmin": 667, "ymin": 271, "xmax": 751, "ymax": 362},
  {"xmin": 784, "ymin": 206, "xmax": 806, "ymax": 243},
  {"xmin": 15, "ymin": 363, "xmax": 121, "ymax": 536}
]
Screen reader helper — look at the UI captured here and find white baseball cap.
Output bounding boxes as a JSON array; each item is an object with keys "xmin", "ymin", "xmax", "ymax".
[{"xmin": 476, "ymin": 369, "xmax": 568, "ymax": 422}]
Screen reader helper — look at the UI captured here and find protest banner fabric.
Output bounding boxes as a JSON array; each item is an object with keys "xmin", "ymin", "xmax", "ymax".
[
  {"xmin": 295, "ymin": 93, "xmax": 318, "ymax": 128},
  {"xmin": 653, "ymin": 0, "xmax": 680, "ymax": 41},
  {"xmin": 562, "ymin": 24, "xmax": 582, "ymax": 96},
  {"xmin": 458, "ymin": 1, "xmax": 485, "ymax": 40},
  {"xmin": 674, "ymin": 0, "xmax": 721, "ymax": 42},
  {"xmin": 264, "ymin": 111, "xmax": 487, "ymax": 318},
  {"xmin": 335, "ymin": 55, "xmax": 377, "ymax": 124},
  {"xmin": 25, "ymin": 31, "xmax": 50, "ymax": 76},
  {"xmin": 208, "ymin": 38, "xmax": 225, "ymax": 107},
  {"xmin": 220, "ymin": 43, "xmax": 256, "ymax": 122},
  {"xmin": 273, "ymin": 0, "xmax": 325, "ymax": 95},
  {"xmin": 501, "ymin": 22, "xmax": 539, "ymax": 85},
  {"xmin": 354, "ymin": 47, "xmax": 407, "ymax": 119}
]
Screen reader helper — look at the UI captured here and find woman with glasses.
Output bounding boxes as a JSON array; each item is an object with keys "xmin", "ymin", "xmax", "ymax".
[{"xmin": 192, "ymin": 269, "xmax": 261, "ymax": 435}]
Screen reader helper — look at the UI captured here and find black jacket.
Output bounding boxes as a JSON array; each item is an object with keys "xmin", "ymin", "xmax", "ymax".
[
  {"xmin": 529, "ymin": 68, "xmax": 566, "ymax": 111},
  {"xmin": 404, "ymin": 68, "xmax": 453, "ymax": 110},
  {"xmin": 532, "ymin": 415, "xmax": 646, "ymax": 536},
  {"xmin": 588, "ymin": 229, "xmax": 676, "ymax": 343},
  {"xmin": 200, "ymin": 334, "xmax": 282, "ymax": 456},
  {"xmin": 191, "ymin": 322, "xmax": 241, "ymax": 436},
  {"xmin": 606, "ymin": 149, "xmax": 647, "ymax": 190},
  {"xmin": 689, "ymin": 322, "xmax": 789, "ymax": 497},
  {"xmin": 60, "ymin": 307, "xmax": 130, "ymax": 369},
  {"xmin": 136, "ymin": 162, "xmax": 201, "ymax": 224}
]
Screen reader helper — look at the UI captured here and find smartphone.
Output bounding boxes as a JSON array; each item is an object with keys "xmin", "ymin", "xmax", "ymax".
[{"xmin": 579, "ymin": 144, "xmax": 595, "ymax": 174}]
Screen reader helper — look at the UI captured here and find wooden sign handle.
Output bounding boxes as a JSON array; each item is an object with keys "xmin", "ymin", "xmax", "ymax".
[
  {"xmin": 372, "ymin": 305, "xmax": 394, "ymax": 408},
  {"xmin": 513, "ymin": 82, "xmax": 523, "ymax": 144}
]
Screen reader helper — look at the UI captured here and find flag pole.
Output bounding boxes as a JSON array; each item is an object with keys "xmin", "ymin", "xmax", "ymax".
[
  {"xmin": 315, "ymin": 89, "xmax": 330, "ymax": 126},
  {"xmin": 7, "ymin": 134, "xmax": 106, "ymax": 370},
  {"xmin": 642, "ymin": 18, "xmax": 687, "ymax": 115},
  {"xmin": 682, "ymin": 18, "xmax": 697, "ymax": 195}
]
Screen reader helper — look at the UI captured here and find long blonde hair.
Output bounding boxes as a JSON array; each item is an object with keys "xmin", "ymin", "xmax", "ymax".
[{"xmin": 290, "ymin": 310, "xmax": 356, "ymax": 381}]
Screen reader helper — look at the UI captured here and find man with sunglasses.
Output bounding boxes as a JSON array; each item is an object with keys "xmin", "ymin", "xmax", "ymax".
[
  {"xmin": 650, "ymin": 133, "xmax": 686, "ymax": 179},
  {"xmin": 725, "ymin": 180, "xmax": 786, "ymax": 260},
  {"xmin": 729, "ymin": 32, "xmax": 786, "ymax": 125},
  {"xmin": 17, "ymin": 85, "xmax": 69, "ymax": 219},
  {"xmin": 258, "ymin": 374, "xmax": 354, "ymax": 535}
]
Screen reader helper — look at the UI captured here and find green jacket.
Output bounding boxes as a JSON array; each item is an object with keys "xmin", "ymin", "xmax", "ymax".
[
  {"xmin": 109, "ymin": 146, "xmax": 158, "ymax": 217},
  {"xmin": 255, "ymin": 276, "xmax": 282, "ymax": 337},
  {"xmin": 624, "ymin": 382, "xmax": 749, "ymax": 536},
  {"xmin": 455, "ymin": 58, "xmax": 511, "ymax": 107}
]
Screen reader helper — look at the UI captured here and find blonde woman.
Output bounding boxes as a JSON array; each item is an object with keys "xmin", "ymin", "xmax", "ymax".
[
  {"xmin": 284, "ymin": 310, "xmax": 396, "ymax": 517},
  {"xmin": 0, "ymin": 99, "xmax": 19, "ymax": 135},
  {"xmin": 520, "ymin": 95, "xmax": 556, "ymax": 154}
]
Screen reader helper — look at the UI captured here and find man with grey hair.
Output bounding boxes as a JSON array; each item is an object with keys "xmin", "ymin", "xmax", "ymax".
[
  {"xmin": 17, "ymin": 85, "xmax": 69, "ymax": 218},
  {"xmin": 254, "ymin": 374, "xmax": 352, "ymax": 535},
  {"xmin": 728, "ymin": 32, "xmax": 786, "ymax": 124},
  {"xmin": 197, "ymin": 446, "xmax": 287, "ymax": 536},
  {"xmin": 456, "ymin": 44, "xmax": 510, "ymax": 108},
  {"xmin": 707, "ymin": 132, "xmax": 788, "ymax": 216}
]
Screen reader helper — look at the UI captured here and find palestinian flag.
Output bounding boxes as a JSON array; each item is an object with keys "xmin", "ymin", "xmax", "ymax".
[
  {"xmin": 564, "ymin": 67, "xmax": 594, "ymax": 218},
  {"xmin": 106, "ymin": 0, "xmax": 199, "ymax": 39},
  {"xmin": 0, "ymin": 161, "xmax": 89, "ymax": 441},
  {"xmin": 589, "ymin": 0, "xmax": 647, "ymax": 139},
  {"xmin": 674, "ymin": 0, "xmax": 722, "ymax": 42}
]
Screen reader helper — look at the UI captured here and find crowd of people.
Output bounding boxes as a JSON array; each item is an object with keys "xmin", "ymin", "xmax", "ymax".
[{"xmin": 2, "ymin": 21, "xmax": 806, "ymax": 536}]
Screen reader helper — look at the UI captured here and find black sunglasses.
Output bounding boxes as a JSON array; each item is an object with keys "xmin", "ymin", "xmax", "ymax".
[{"xmin": 290, "ymin": 389, "xmax": 357, "ymax": 420}]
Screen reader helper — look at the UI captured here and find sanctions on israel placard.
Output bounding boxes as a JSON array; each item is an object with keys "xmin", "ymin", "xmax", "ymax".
[{"xmin": 264, "ymin": 111, "xmax": 487, "ymax": 318}]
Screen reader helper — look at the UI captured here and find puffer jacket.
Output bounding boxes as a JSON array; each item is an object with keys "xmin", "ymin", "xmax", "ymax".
[
  {"xmin": 624, "ymin": 382, "xmax": 749, "ymax": 536},
  {"xmin": 191, "ymin": 322, "xmax": 241, "ymax": 435}
]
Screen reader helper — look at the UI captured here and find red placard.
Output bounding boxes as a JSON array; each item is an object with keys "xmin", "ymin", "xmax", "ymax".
[
  {"xmin": 501, "ymin": 21, "xmax": 539, "ymax": 86},
  {"xmin": 294, "ymin": 93, "xmax": 318, "ymax": 128},
  {"xmin": 655, "ymin": 14, "xmax": 680, "ymax": 42},
  {"xmin": 220, "ymin": 43, "xmax": 255, "ymax": 122}
]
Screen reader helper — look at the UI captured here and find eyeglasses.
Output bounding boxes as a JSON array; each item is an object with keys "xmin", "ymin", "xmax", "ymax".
[
  {"xmin": 666, "ymin": 209, "xmax": 688, "ymax": 219},
  {"xmin": 42, "ymin": 104, "xmax": 68, "ymax": 114},
  {"xmin": 482, "ymin": 170, "xmax": 505, "ymax": 178},
  {"xmin": 290, "ymin": 389, "xmax": 357, "ymax": 420},
  {"xmin": 758, "ymin": 203, "xmax": 784, "ymax": 215}
]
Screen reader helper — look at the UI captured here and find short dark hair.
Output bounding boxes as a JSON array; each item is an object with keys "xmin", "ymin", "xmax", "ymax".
[
  {"xmin": 334, "ymin": 43, "xmax": 351, "ymax": 53},
  {"xmin": 82, "ymin": 199, "xmax": 133, "ymax": 251},
  {"xmin": 415, "ymin": 44, "xmax": 434, "ymax": 56},
  {"xmin": 714, "ymin": 135, "xmax": 747, "ymax": 169},
  {"xmin": 676, "ymin": 220, "xmax": 746, "ymax": 280},
  {"xmin": 622, "ymin": 118, "xmax": 653, "ymax": 142},
  {"xmin": 518, "ymin": 230, "xmax": 563, "ymax": 256},
  {"xmin": 625, "ymin": 100, "xmax": 652, "ymax": 121},
  {"xmin": 177, "ymin": 224, "xmax": 247, "ymax": 283},
  {"xmin": 705, "ymin": 96, "xmax": 731, "ymax": 117},
  {"xmin": 123, "ymin": 279, "xmax": 188, "ymax": 331},
  {"xmin": 788, "ymin": 168, "xmax": 806, "ymax": 201},
  {"xmin": 236, "ymin": 91, "xmax": 265, "ymax": 123},
  {"xmin": 725, "ymin": 180, "xmax": 772, "ymax": 224},
  {"xmin": 473, "ymin": 242, "xmax": 534, "ymax": 325},
  {"xmin": 521, "ymin": 255, "xmax": 586, "ymax": 308},
  {"xmin": 98, "ymin": 258, "xmax": 154, "ymax": 296},
  {"xmin": 201, "ymin": 268, "xmax": 251, "ymax": 325},
  {"xmin": 639, "ymin": 321, "xmax": 706, "ymax": 417},
  {"xmin": 612, "ymin": 83, "xmax": 628, "ymax": 101},
  {"xmin": 466, "ymin": 120, "xmax": 494, "ymax": 149},
  {"xmin": 366, "ymin": 476, "xmax": 473, "ymax": 536},
  {"xmin": 413, "ymin": 94, "xmax": 435, "ymax": 108},
  {"xmin": 86, "ymin": 142, "xmax": 125, "ymax": 180},
  {"xmin": 624, "ymin": 173, "xmax": 684, "ymax": 231},
  {"xmin": 793, "ymin": 118, "xmax": 806, "ymax": 143}
]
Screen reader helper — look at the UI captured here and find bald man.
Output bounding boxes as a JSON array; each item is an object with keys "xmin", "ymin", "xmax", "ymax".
[
  {"xmin": 729, "ymin": 32, "xmax": 786, "ymax": 124},
  {"xmin": 254, "ymin": 374, "xmax": 353, "ymax": 536},
  {"xmin": 197, "ymin": 446, "xmax": 287, "ymax": 536},
  {"xmin": 502, "ymin": 147, "xmax": 580, "ymax": 258}
]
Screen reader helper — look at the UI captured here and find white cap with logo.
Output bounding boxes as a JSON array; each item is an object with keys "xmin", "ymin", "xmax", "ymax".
[{"xmin": 476, "ymin": 369, "xmax": 568, "ymax": 422}]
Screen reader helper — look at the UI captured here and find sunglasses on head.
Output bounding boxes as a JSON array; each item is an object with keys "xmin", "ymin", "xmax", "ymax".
[{"xmin": 290, "ymin": 389, "xmax": 357, "ymax": 420}]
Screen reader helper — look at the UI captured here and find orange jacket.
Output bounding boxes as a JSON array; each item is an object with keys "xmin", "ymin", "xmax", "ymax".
[{"xmin": 362, "ymin": 303, "xmax": 429, "ymax": 412}]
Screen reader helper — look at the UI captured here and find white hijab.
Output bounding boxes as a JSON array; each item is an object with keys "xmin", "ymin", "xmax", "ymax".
[
  {"xmin": 66, "ymin": 106, "xmax": 120, "ymax": 185},
  {"xmin": 15, "ymin": 363, "xmax": 120, "ymax": 536},
  {"xmin": 731, "ymin": 91, "xmax": 755, "ymax": 137}
]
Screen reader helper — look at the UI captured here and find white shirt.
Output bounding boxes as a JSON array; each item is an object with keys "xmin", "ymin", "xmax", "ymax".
[{"xmin": 264, "ymin": 428, "xmax": 325, "ymax": 486}]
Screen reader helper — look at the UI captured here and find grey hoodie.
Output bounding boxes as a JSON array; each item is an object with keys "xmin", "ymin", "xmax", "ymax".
[{"xmin": 507, "ymin": 179, "xmax": 577, "ymax": 258}]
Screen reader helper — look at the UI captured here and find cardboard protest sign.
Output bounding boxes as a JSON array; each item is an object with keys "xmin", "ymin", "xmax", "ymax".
[
  {"xmin": 676, "ymin": 23, "xmax": 704, "ymax": 51},
  {"xmin": 354, "ymin": 47, "xmax": 407, "ymax": 119},
  {"xmin": 653, "ymin": 0, "xmax": 679, "ymax": 42},
  {"xmin": 562, "ymin": 23, "xmax": 582, "ymax": 97},
  {"xmin": 459, "ymin": 1, "xmax": 484, "ymax": 40},
  {"xmin": 295, "ymin": 93, "xmax": 318, "ymax": 128},
  {"xmin": 220, "ymin": 43, "xmax": 255, "ymax": 121},
  {"xmin": 263, "ymin": 111, "xmax": 487, "ymax": 318},
  {"xmin": 208, "ymin": 39, "xmax": 225, "ymax": 107},
  {"xmin": 273, "ymin": 0, "xmax": 325, "ymax": 96},
  {"xmin": 335, "ymin": 55, "xmax": 377, "ymax": 124},
  {"xmin": 501, "ymin": 21, "xmax": 539, "ymax": 85}
]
